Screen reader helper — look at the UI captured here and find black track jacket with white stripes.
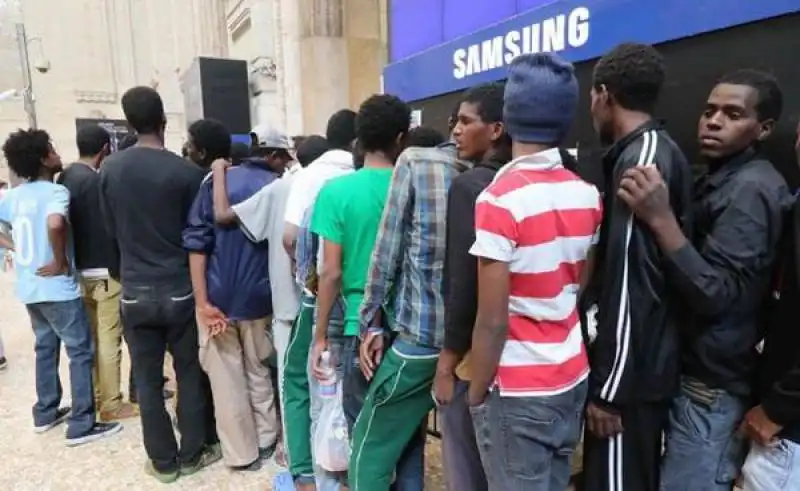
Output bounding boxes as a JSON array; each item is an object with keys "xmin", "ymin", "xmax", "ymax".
[{"xmin": 586, "ymin": 121, "xmax": 693, "ymax": 406}]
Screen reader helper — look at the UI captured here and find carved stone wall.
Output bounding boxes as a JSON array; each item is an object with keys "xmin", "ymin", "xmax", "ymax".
[
  {"xmin": 269, "ymin": 0, "xmax": 386, "ymax": 136},
  {"xmin": 0, "ymin": 0, "xmax": 229, "ymax": 166}
]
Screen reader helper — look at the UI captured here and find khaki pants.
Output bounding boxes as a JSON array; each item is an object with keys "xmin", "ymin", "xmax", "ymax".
[
  {"xmin": 81, "ymin": 277, "xmax": 123, "ymax": 413},
  {"xmin": 199, "ymin": 316, "xmax": 279, "ymax": 466}
]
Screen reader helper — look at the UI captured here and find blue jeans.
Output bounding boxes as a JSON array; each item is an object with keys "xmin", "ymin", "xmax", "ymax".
[
  {"xmin": 331, "ymin": 335, "xmax": 426, "ymax": 490},
  {"xmin": 471, "ymin": 381, "xmax": 587, "ymax": 491},
  {"xmin": 27, "ymin": 298, "xmax": 95, "ymax": 438},
  {"xmin": 742, "ymin": 439, "xmax": 800, "ymax": 491},
  {"xmin": 440, "ymin": 379, "xmax": 488, "ymax": 491},
  {"xmin": 660, "ymin": 386, "xmax": 748, "ymax": 491}
]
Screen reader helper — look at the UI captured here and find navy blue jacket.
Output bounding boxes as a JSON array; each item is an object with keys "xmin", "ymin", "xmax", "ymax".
[{"xmin": 183, "ymin": 161, "xmax": 277, "ymax": 320}]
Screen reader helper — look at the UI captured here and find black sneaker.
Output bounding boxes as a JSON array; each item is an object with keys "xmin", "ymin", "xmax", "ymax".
[
  {"xmin": 232, "ymin": 458, "xmax": 263, "ymax": 472},
  {"xmin": 65, "ymin": 421, "xmax": 123, "ymax": 447},
  {"xmin": 181, "ymin": 443, "xmax": 223, "ymax": 476},
  {"xmin": 0, "ymin": 356, "xmax": 7, "ymax": 370},
  {"xmin": 34, "ymin": 406, "xmax": 71, "ymax": 433}
]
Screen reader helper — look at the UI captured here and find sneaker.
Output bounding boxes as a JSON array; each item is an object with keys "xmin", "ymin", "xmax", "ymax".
[
  {"xmin": 99, "ymin": 402, "xmax": 139, "ymax": 422},
  {"xmin": 65, "ymin": 421, "xmax": 123, "ymax": 447},
  {"xmin": 181, "ymin": 443, "xmax": 222, "ymax": 476},
  {"xmin": 259, "ymin": 442, "xmax": 277, "ymax": 461},
  {"xmin": 145, "ymin": 461, "xmax": 179, "ymax": 484},
  {"xmin": 34, "ymin": 407, "xmax": 71, "ymax": 433},
  {"xmin": 232, "ymin": 458, "xmax": 262, "ymax": 472},
  {"xmin": 0, "ymin": 357, "xmax": 7, "ymax": 370}
]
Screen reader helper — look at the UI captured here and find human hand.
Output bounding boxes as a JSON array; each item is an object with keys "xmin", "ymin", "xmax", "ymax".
[
  {"xmin": 310, "ymin": 338, "xmax": 329, "ymax": 381},
  {"xmin": 740, "ymin": 405, "xmax": 783, "ymax": 446},
  {"xmin": 467, "ymin": 384, "xmax": 488, "ymax": 408},
  {"xmin": 211, "ymin": 158, "xmax": 232, "ymax": 173},
  {"xmin": 586, "ymin": 401, "xmax": 624, "ymax": 438},
  {"xmin": 617, "ymin": 166, "xmax": 672, "ymax": 227},
  {"xmin": 197, "ymin": 303, "xmax": 228, "ymax": 337},
  {"xmin": 36, "ymin": 260, "xmax": 69, "ymax": 277},
  {"xmin": 433, "ymin": 370, "xmax": 456, "ymax": 406},
  {"xmin": 359, "ymin": 331, "xmax": 384, "ymax": 381}
]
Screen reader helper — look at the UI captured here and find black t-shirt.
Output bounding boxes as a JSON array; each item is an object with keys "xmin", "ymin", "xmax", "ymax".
[
  {"xmin": 99, "ymin": 147, "xmax": 206, "ymax": 285},
  {"xmin": 58, "ymin": 163, "xmax": 118, "ymax": 271}
]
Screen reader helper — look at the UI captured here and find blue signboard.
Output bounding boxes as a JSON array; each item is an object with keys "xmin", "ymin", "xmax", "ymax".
[
  {"xmin": 389, "ymin": 0, "xmax": 554, "ymax": 62},
  {"xmin": 384, "ymin": 0, "xmax": 799, "ymax": 102}
]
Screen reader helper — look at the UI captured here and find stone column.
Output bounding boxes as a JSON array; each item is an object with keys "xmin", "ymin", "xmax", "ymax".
[
  {"xmin": 297, "ymin": 0, "xmax": 350, "ymax": 135},
  {"xmin": 250, "ymin": 0, "xmax": 282, "ymax": 130},
  {"xmin": 344, "ymin": 0, "xmax": 386, "ymax": 105},
  {"xmin": 275, "ymin": 0, "xmax": 304, "ymax": 135}
]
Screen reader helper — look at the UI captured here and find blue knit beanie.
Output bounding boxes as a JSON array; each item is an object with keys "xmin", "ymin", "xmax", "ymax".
[{"xmin": 503, "ymin": 53, "xmax": 578, "ymax": 144}]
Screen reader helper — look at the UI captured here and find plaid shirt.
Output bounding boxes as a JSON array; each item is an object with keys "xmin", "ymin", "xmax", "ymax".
[{"xmin": 358, "ymin": 143, "xmax": 471, "ymax": 348}]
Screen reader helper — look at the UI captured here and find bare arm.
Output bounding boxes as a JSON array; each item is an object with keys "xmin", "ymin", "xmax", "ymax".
[
  {"xmin": 0, "ymin": 231, "xmax": 13, "ymax": 251},
  {"xmin": 210, "ymin": 161, "xmax": 236, "ymax": 225},
  {"xmin": 314, "ymin": 240, "xmax": 343, "ymax": 345},
  {"xmin": 283, "ymin": 222, "xmax": 299, "ymax": 261},
  {"xmin": 468, "ymin": 258, "xmax": 510, "ymax": 405},
  {"xmin": 188, "ymin": 252, "xmax": 210, "ymax": 307}
]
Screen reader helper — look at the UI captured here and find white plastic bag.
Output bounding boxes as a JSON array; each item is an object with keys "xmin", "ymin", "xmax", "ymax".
[{"xmin": 313, "ymin": 380, "xmax": 350, "ymax": 472}]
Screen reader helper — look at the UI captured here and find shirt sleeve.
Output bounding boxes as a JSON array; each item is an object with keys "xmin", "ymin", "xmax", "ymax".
[
  {"xmin": 182, "ymin": 180, "xmax": 215, "ymax": 253},
  {"xmin": 469, "ymin": 185, "xmax": 516, "ymax": 262},
  {"xmin": 666, "ymin": 180, "xmax": 782, "ymax": 316},
  {"xmin": 232, "ymin": 183, "xmax": 273, "ymax": 243},
  {"xmin": 310, "ymin": 183, "xmax": 343, "ymax": 245},
  {"xmin": 284, "ymin": 170, "xmax": 311, "ymax": 227},
  {"xmin": 359, "ymin": 156, "xmax": 414, "ymax": 334},
  {"xmin": 46, "ymin": 185, "xmax": 70, "ymax": 217}
]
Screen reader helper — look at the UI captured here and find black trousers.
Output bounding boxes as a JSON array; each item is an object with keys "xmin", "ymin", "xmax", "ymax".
[
  {"xmin": 121, "ymin": 280, "xmax": 216, "ymax": 472},
  {"xmin": 581, "ymin": 402, "xmax": 669, "ymax": 491}
]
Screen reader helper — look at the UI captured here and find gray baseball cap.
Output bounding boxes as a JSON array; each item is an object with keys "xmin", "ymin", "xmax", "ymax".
[{"xmin": 250, "ymin": 124, "xmax": 291, "ymax": 149}]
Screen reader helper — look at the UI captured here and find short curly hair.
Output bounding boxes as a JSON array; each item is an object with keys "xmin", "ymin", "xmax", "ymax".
[
  {"xmin": 406, "ymin": 126, "xmax": 445, "ymax": 148},
  {"xmin": 2, "ymin": 129, "xmax": 52, "ymax": 180},
  {"xmin": 355, "ymin": 94, "xmax": 411, "ymax": 154},
  {"xmin": 593, "ymin": 42, "xmax": 666, "ymax": 113},
  {"xmin": 716, "ymin": 69, "xmax": 783, "ymax": 122},
  {"xmin": 326, "ymin": 109, "xmax": 357, "ymax": 149},
  {"xmin": 188, "ymin": 119, "xmax": 231, "ymax": 163}
]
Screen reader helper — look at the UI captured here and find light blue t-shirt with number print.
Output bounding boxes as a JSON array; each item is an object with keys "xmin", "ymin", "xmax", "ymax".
[{"xmin": 0, "ymin": 181, "xmax": 80, "ymax": 304}]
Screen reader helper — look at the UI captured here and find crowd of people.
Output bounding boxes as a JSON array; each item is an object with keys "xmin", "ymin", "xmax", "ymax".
[{"xmin": 0, "ymin": 40, "xmax": 799, "ymax": 491}]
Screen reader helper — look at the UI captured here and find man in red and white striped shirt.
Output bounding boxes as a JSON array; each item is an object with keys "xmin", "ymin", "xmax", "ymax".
[{"xmin": 468, "ymin": 52, "xmax": 602, "ymax": 491}]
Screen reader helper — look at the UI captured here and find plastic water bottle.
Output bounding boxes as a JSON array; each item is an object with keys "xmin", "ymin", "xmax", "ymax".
[{"xmin": 317, "ymin": 351, "xmax": 337, "ymax": 399}]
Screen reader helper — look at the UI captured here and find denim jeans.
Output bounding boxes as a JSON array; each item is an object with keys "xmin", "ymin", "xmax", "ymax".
[
  {"xmin": 470, "ymin": 381, "xmax": 587, "ymax": 491},
  {"xmin": 27, "ymin": 298, "xmax": 96, "ymax": 438},
  {"xmin": 121, "ymin": 281, "xmax": 216, "ymax": 472},
  {"xmin": 660, "ymin": 386, "xmax": 748, "ymax": 491},
  {"xmin": 331, "ymin": 335, "xmax": 426, "ymax": 490},
  {"xmin": 742, "ymin": 439, "xmax": 800, "ymax": 491},
  {"xmin": 440, "ymin": 379, "xmax": 488, "ymax": 491}
]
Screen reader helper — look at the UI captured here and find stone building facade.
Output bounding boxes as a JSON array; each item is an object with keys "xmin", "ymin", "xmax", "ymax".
[
  {"xmin": 0, "ymin": 0, "xmax": 387, "ymax": 180},
  {"xmin": 226, "ymin": 0, "xmax": 388, "ymax": 137}
]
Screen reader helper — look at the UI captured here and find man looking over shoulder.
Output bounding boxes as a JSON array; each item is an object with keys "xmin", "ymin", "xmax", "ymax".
[{"xmin": 619, "ymin": 70, "xmax": 792, "ymax": 491}]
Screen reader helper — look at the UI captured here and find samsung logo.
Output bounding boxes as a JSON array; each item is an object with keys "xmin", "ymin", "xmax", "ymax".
[{"xmin": 452, "ymin": 7, "xmax": 590, "ymax": 80}]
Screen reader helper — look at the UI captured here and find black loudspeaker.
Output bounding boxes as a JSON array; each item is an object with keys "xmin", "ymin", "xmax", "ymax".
[{"xmin": 182, "ymin": 57, "xmax": 251, "ymax": 134}]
